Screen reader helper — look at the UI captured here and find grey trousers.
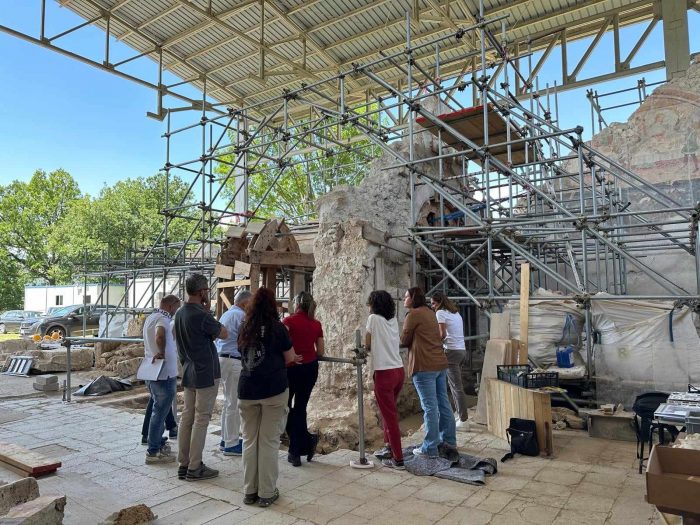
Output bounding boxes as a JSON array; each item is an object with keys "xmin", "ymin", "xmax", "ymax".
[
  {"xmin": 446, "ymin": 349, "xmax": 469, "ymax": 421},
  {"xmin": 239, "ymin": 389, "xmax": 289, "ymax": 498},
  {"xmin": 178, "ymin": 381, "xmax": 219, "ymax": 470}
]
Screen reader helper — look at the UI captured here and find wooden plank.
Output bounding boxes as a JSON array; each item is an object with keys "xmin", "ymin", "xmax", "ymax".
[
  {"xmin": 252, "ymin": 219, "xmax": 278, "ymax": 251},
  {"xmin": 216, "ymin": 279, "xmax": 252, "ymax": 289},
  {"xmin": 244, "ymin": 221, "xmax": 266, "ymax": 235},
  {"xmin": 263, "ymin": 267, "xmax": 277, "ymax": 289},
  {"xmin": 233, "ymin": 260, "xmax": 251, "ymax": 277},
  {"xmin": 219, "ymin": 292, "xmax": 232, "ymax": 309},
  {"xmin": 519, "ymin": 262, "xmax": 530, "ymax": 365},
  {"xmin": 226, "ymin": 225, "xmax": 246, "ymax": 238},
  {"xmin": 362, "ymin": 222, "xmax": 387, "ymax": 245},
  {"xmin": 490, "ymin": 312, "xmax": 510, "ymax": 339},
  {"xmin": 249, "ymin": 264, "xmax": 260, "ymax": 293},
  {"xmin": 486, "ymin": 380, "xmax": 554, "ymax": 456},
  {"xmin": 0, "ymin": 443, "xmax": 61, "ymax": 477},
  {"xmin": 214, "ymin": 264, "xmax": 234, "ymax": 280},
  {"xmin": 248, "ymin": 250, "xmax": 315, "ymax": 268}
]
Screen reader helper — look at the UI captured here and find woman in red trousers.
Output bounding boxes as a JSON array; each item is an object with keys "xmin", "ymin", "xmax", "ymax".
[{"xmin": 365, "ymin": 290, "xmax": 406, "ymax": 469}]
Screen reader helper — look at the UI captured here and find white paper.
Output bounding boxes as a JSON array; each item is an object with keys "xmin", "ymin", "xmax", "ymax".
[{"xmin": 136, "ymin": 357, "xmax": 164, "ymax": 381}]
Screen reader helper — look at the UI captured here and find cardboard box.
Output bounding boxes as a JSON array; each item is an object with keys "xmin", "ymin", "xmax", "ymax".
[{"xmin": 646, "ymin": 445, "xmax": 700, "ymax": 515}]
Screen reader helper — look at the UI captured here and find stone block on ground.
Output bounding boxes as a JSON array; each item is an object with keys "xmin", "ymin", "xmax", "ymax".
[
  {"xmin": 0, "ymin": 478, "xmax": 39, "ymax": 515},
  {"xmin": 114, "ymin": 357, "xmax": 142, "ymax": 379},
  {"xmin": 125, "ymin": 317, "xmax": 145, "ymax": 338},
  {"xmin": 34, "ymin": 375, "xmax": 58, "ymax": 386},
  {"xmin": 0, "ymin": 340, "xmax": 35, "ymax": 354},
  {"xmin": 32, "ymin": 347, "xmax": 94, "ymax": 373},
  {"xmin": 1, "ymin": 494, "xmax": 66, "ymax": 524},
  {"xmin": 33, "ymin": 382, "xmax": 60, "ymax": 392}
]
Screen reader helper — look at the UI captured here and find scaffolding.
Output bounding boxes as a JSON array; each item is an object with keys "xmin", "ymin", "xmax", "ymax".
[{"xmin": 69, "ymin": 4, "xmax": 698, "ymax": 392}]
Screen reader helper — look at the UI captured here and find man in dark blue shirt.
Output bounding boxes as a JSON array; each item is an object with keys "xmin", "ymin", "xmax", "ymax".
[{"xmin": 174, "ymin": 273, "xmax": 228, "ymax": 481}]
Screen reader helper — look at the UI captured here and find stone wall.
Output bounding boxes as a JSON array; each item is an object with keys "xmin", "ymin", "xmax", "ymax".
[{"xmin": 309, "ymin": 134, "xmax": 454, "ymax": 450}]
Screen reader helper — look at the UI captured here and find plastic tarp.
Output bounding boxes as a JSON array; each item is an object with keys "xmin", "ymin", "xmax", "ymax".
[
  {"xmin": 73, "ymin": 375, "xmax": 132, "ymax": 396},
  {"xmin": 505, "ymin": 289, "xmax": 584, "ymax": 367},
  {"xmin": 592, "ymin": 293, "xmax": 700, "ymax": 408},
  {"xmin": 98, "ymin": 312, "xmax": 132, "ymax": 338}
]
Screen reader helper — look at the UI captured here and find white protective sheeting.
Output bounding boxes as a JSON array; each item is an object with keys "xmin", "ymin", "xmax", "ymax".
[
  {"xmin": 505, "ymin": 289, "xmax": 584, "ymax": 367},
  {"xmin": 592, "ymin": 294, "xmax": 700, "ymax": 408},
  {"xmin": 98, "ymin": 312, "xmax": 131, "ymax": 338}
]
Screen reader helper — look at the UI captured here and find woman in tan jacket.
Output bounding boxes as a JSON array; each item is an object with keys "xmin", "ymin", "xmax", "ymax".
[{"xmin": 400, "ymin": 287, "xmax": 457, "ymax": 458}]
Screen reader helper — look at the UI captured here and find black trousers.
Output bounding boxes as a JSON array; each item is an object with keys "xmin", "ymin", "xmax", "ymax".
[
  {"xmin": 286, "ymin": 360, "xmax": 318, "ymax": 456},
  {"xmin": 141, "ymin": 395, "xmax": 177, "ymax": 437}
]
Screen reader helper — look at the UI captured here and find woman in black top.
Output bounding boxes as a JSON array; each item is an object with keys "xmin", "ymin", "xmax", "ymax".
[{"xmin": 237, "ymin": 287, "xmax": 300, "ymax": 508}]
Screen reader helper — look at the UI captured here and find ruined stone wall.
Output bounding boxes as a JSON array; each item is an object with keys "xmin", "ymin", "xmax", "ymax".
[{"xmin": 308, "ymin": 116, "xmax": 467, "ymax": 450}]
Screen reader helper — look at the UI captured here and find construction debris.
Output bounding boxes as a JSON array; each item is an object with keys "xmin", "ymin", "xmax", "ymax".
[{"xmin": 99, "ymin": 504, "xmax": 155, "ymax": 525}]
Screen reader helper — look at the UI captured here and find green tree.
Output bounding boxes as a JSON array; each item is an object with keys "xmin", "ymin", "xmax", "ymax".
[
  {"xmin": 56, "ymin": 173, "xmax": 197, "ymax": 262},
  {"xmin": 0, "ymin": 251, "xmax": 25, "ymax": 310},
  {"xmin": 0, "ymin": 169, "xmax": 81, "ymax": 284}
]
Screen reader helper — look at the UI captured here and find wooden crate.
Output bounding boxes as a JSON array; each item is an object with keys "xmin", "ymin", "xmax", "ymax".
[{"xmin": 486, "ymin": 378, "xmax": 554, "ymax": 456}]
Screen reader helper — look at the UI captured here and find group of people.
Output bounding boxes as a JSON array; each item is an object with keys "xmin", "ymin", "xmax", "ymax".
[
  {"xmin": 366, "ymin": 287, "xmax": 469, "ymax": 469},
  {"xmin": 140, "ymin": 272, "xmax": 468, "ymax": 508}
]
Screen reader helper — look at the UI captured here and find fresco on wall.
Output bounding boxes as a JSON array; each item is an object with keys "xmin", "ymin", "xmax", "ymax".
[{"xmin": 589, "ymin": 63, "xmax": 700, "ymax": 194}]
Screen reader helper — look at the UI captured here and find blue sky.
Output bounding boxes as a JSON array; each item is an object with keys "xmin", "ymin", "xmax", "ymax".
[{"xmin": 0, "ymin": 2, "xmax": 698, "ymax": 197}]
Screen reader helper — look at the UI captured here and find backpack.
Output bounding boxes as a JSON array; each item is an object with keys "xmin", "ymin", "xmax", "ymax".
[{"xmin": 501, "ymin": 418, "xmax": 539, "ymax": 462}]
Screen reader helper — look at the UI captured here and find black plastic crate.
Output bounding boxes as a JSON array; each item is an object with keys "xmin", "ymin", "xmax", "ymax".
[{"xmin": 497, "ymin": 365, "xmax": 559, "ymax": 389}]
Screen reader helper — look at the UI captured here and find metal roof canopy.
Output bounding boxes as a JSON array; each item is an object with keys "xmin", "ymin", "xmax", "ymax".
[{"xmin": 3, "ymin": 0, "xmax": 676, "ymax": 119}]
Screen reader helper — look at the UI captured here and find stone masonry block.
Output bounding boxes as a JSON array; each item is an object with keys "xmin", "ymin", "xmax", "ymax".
[
  {"xmin": 0, "ymin": 478, "xmax": 39, "ymax": 515},
  {"xmin": 33, "ymin": 382, "xmax": 60, "ymax": 392},
  {"xmin": 2, "ymin": 494, "xmax": 66, "ymax": 524},
  {"xmin": 34, "ymin": 375, "xmax": 58, "ymax": 386}
]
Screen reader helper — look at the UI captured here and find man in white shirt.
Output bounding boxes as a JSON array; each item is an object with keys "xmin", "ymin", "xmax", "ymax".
[
  {"xmin": 143, "ymin": 294, "xmax": 181, "ymax": 464},
  {"xmin": 216, "ymin": 290, "xmax": 252, "ymax": 456}
]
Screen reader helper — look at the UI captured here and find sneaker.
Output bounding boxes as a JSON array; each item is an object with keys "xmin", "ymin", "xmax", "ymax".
[
  {"xmin": 307, "ymin": 434, "xmax": 319, "ymax": 462},
  {"xmin": 160, "ymin": 442, "xmax": 172, "ymax": 456},
  {"xmin": 373, "ymin": 445, "xmax": 392, "ymax": 460},
  {"xmin": 145, "ymin": 448, "xmax": 176, "ymax": 464},
  {"xmin": 243, "ymin": 493, "xmax": 259, "ymax": 505},
  {"xmin": 177, "ymin": 465, "xmax": 188, "ymax": 480},
  {"xmin": 382, "ymin": 458, "xmax": 406, "ymax": 470},
  {"xmin": 186, "ymin": 463, "xmax": 219, "ymax": 481},
  {"xmin": 258, "ymin": 488, "xmax": 279, "ymax": 508},
  {"xmin": 223, "ymin": 440, "xmax": 243, "ymax": 456},
  {"xmin": 412, "ymin": 447, "xmax": 438, "ymax": 459},
  {"xmin": 288, "ymin": 453, "xmax": 301, "ymax": 467},
  {"xmin": 455, "ymin": 419, "xmax": 470, "ymax": 432},
  {"xmin": 169, "ymin": 428, "xmax": 178, "ymax": 440}
]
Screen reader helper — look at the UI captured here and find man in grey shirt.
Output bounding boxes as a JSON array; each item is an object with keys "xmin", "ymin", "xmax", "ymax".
[
  {"xmin": 216, "ymin": 290, "xmax": 252, "ymax": 456},
  {"xmin": 174, "ymin": 273, "xmax": 228, "ymax": 481}
]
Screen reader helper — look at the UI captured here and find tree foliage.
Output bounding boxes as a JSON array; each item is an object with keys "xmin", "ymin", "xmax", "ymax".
[
  {"xmin": 216, "ymin": 109, "xmax": 383, "ymax": 221},
  {"xmin": 0, "ymin": 170, "xmax": 196, "ymax": 308}
]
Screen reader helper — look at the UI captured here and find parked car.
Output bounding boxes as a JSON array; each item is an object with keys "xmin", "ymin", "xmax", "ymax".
[
  {"xmin": 0, "ymin": 310, "xmax": 43, "ymax": 334},
  {"xmin": 22, "ymin": 305, "xmax": 118, "ymax": 339}
]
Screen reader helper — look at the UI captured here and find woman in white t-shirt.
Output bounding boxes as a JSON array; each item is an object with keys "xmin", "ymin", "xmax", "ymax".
[
  {"xmin": 365, "ymin": 290, "xmax": 406, "ymax": 470},
  {"xmin": 430, "ymin": 292, "xmax": 469, "ymax": 430}
]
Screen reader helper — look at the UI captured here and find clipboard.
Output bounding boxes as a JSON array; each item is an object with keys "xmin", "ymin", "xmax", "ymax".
[{"xmin": 136, "ymin": 357, "xmax": 164, "ymax": 381}]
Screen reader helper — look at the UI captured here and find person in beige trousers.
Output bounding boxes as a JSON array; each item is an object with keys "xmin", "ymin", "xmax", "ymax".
[
  {"xmin": 237, "ymin": 287, "xmax": 301, "ymax": 508},
  {"xmin": 173, "ymin": 273, "xmax": 228, "ymax": 482}
]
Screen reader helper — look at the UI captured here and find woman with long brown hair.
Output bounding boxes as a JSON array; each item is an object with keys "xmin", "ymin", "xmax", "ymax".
[
  {"xmin": 237, "ymin": 288, "xmax": 300, "ymax": 508},
  {"xmin": 430, "ymin": 292, "xmax": 469, "ymax": 430},
  {"xmin": 400, "ymin": 287, "xmax": 456, "ymax": 458}
]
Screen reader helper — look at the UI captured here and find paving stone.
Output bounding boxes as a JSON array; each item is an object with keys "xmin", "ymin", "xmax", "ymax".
[
  {"xmin": 435, "ymin": 506, "xmax": 493, "ymax": 525},
  {"xmin": 151, "ymin": 498, "xmax": 237, "ymax": 524},
  {"xmin": 564, "ymin": 491, "xmax": 616, "ymax": 514},
  {"xmin": 413, "ymin": 480, "xmax": 471, "ymax": 506},
  {"xmin": 492, "ymin": 497, "xmax": 560, "ymax": 525},
  {"xmin": 534, "ymin": 467, "xmax": 584, "ymax": 486},
  {"xmin": 238, "ymin": 509, "xmax": 300, "ymax": 525},
  {"xmin": 474, "ymin": 490, "xmax": 516, "ymax": 513},
  {"xmin": 552, "ymin": 509, "xmax": 608, "ymax": 525},
  {"xmin": 391, "ymin": 495, "xmax": 452, "ymax": 522},
  {"xmin": 150, "ymin": 491, "xmax": 210, "ymax": 518},
  {"xmin": 290, "ymin": 494, "xmax": 363, "ymax": 524}
]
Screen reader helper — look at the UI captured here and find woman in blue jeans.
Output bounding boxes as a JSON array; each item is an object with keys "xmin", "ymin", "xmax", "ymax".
[{"xmin": 400, "ymin": 287, "xmax": 456, "ymax": 457}]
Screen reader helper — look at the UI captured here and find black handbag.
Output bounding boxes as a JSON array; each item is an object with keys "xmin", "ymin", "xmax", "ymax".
[{"xmin": 501, "ymin": 417, "xmax": 539, "ymax": 462}]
